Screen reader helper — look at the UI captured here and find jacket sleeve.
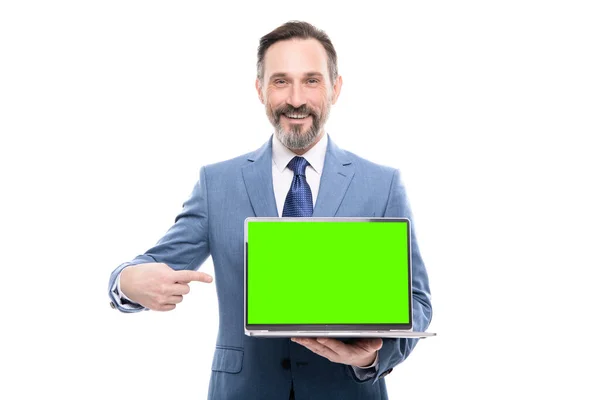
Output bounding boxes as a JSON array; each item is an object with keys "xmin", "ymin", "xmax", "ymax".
[
  {"xmin": 107, "ymin": 166, "xmax": 211, "ymax": 313},
  {"xmin": 373, "ymin": 168, "xmax": 433, "ymax": 383}
]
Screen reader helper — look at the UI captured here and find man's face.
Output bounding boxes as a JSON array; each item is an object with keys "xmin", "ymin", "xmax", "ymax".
[{"xmin": 256, "ymin": 38, "xmax": 342, "ymax": 152}]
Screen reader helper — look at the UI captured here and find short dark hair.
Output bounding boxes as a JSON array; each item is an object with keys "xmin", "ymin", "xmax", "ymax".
[{"xmin": 257, "ymin": 21, "xmax": 338, "ymax": 85}]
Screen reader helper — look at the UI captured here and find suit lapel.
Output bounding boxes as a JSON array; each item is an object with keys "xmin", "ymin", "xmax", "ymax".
[
  {"xmin": 312, "ymin": 137, "xmax": 355, "ymax": 217},
  {"xmin": 242, "ymin": 137, "xmax": 279, "ymax": 217},
  {"xmin": 242, "ymin": 135, "xmax": 355, "ymax": 218}
]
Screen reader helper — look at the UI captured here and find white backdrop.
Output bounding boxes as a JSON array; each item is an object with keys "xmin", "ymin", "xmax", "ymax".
[{"xmin": 1, "ymin": 1, "xmax": 599, "ymax": 399}]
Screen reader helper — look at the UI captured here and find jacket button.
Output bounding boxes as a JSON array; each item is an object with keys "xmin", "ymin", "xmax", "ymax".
[
  {"xmin": 281, "ymin": 359, "xmax": 291, "ymax": 370},
  {"xmin": 110, "ymin": 301, "xmax": 116, "ymax": 309}
]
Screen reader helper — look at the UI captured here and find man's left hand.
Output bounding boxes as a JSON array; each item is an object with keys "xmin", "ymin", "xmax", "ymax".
[{"xmin": 291, "ymin": 337, "xmax": 382, "ymax": 368}]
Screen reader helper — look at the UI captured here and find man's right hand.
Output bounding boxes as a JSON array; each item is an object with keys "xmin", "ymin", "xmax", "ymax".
[{"xmin": 120, "ymin": 263, "xmax": 213, "ymax": 311}]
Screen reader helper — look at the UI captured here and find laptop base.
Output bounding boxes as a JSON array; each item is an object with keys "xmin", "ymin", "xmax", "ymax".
[{"xmin": 246, "ymin": 330, "xmax": 436, "ymax": 338}]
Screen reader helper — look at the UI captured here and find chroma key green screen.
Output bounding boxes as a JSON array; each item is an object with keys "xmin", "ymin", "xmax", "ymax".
[{"xmin": 246, "ymin": 220, "xmax": 411, "ymax": 325}]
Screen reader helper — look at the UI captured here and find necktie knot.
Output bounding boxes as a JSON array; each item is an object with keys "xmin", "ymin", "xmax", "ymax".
[{"xmin": 288, "ymin": 156, "xmax": 309, "ymax": 177}]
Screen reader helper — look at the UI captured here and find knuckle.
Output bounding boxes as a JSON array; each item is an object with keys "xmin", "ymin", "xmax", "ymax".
[
  {"xmin": 159, "ymin": 283, "xmax": 168, "ymax": 296},
  {"xmin": 155, "ymin": 295, "xmax": 166, "ymax": 305}
]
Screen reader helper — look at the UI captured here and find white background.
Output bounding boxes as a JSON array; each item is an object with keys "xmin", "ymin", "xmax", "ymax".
[{"xmin": 1, "ymin": 1, "xmax": 599, "ymax": 399}]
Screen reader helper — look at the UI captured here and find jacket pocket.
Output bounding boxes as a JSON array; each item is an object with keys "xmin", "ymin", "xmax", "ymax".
[{"xmin": 211, "ymin": 346, "xmax": 244, "ymax": 374}]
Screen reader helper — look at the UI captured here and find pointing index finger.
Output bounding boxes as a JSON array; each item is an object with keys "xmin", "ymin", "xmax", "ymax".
[{"xmin": 172, "ymin": 270, "xmax": 213, "ymax": 283}]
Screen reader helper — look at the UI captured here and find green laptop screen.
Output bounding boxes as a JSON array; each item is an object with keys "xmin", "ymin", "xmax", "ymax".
[{"xmin": 246, "ymin": 220, "xmax": 410, "ymax": 325}]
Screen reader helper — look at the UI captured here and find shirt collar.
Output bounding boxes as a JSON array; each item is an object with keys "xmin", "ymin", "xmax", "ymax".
[{"xmin": 272, "ymin": 133, "xmax": 328, "ymax": 175}]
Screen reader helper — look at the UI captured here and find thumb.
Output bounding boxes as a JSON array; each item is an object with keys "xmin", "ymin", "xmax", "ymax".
[{"xmin": 173, "ymin": 270, "xmax": 213, "ymax": 283}]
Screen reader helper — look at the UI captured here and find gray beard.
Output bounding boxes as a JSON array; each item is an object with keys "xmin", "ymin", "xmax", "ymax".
[
  {"xmin": 270, "ymin": 102, "xmax": 331, "ymax": 151},
  {"xmin": 274, "ymin": 120, "xmax": 320, "ymax": 150}
]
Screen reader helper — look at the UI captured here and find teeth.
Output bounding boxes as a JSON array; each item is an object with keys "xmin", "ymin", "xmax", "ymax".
[{"xmin": 285, "ymin": 113, "xmax": 309, "ymax": 119}]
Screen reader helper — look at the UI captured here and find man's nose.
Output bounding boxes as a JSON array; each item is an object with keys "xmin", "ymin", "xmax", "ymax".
[{"xmin": 286, "ymin": 83, "xmax": 306, "ymax": 108}]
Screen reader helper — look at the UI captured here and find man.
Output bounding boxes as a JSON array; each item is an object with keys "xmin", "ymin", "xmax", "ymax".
[{"xmin": 108, "ymin": 21, "xmax": 432, "ymax": 400}]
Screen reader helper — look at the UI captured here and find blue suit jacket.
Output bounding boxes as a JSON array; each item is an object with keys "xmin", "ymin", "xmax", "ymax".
[{"xmin": 108, "ymin": 136, "xmax": 432, "ymax": 400}]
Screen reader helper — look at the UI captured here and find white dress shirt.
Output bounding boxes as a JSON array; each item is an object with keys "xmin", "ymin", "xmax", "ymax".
[{"xmin": 113, "ymin": 133, "xmax": 378, "ymax": 374}]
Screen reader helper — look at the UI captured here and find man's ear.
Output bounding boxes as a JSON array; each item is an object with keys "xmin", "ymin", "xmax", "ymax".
[
  {"xmin": 255, "ymin": 79, "xmax": 265, "ymax": 104},
  {"xmin": 331, "ymin": 75, "xmax": 343, "ymax": 105}
]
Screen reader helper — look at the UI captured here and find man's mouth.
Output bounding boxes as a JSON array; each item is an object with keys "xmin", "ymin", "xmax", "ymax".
[{"xmin": 282, "ymin": 112, "xmax": 311, "ymax": 120}]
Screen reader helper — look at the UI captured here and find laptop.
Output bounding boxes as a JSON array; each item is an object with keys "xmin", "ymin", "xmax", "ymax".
[{"xmin": 244, "ymin": 217, "xmax": 436, "ymax": 338}]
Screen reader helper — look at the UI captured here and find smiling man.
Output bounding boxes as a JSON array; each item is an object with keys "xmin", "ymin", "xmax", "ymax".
[{"xmin": 108, "ymin": 21, "xmax": 432, "ymax": 400}]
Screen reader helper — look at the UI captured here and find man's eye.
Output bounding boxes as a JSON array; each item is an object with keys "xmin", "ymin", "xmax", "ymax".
[
  {"xmin": 307, "ymin": 79, "xmax": 319, "ymax": 84},
  {"xmin": 274, "ymin": 80, "xmax": 286, "ymax": 85}
]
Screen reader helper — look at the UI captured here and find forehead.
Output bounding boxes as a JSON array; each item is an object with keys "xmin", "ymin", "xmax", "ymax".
[{"xmin": 263, "ymin": 38, "xmax": 329, "ymax": 79}]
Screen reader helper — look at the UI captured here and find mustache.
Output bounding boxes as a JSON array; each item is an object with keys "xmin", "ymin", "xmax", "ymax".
[{"xmin": 274, "ymin": 104, "xmax": 318, "ymax": 119}]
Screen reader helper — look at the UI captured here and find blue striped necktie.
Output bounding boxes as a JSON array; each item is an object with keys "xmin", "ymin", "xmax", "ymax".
[{"xmin": 282, "ymin": 156, "xmax": 313, "ymax": 217}]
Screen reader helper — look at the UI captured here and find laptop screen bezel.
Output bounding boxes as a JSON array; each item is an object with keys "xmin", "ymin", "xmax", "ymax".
[{"xmin": 244, "ymin": 217, "xmax": 413, "ymax": 332}]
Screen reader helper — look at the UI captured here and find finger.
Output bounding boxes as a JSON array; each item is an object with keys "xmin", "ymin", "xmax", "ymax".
[
  {"xmin": 165, "ymin": 295, "xmax": 183, "ymax": 304},
  {"xmin": 292, "ymin": 338, "xmax": 339, "ymax": 361},
  {"xmin": 162, "ymin": 283, "xmax": 190, "ymax": 296},
  {"xmin": 156, "ymin": 304, "xmax": 176, "ymax": 312},
  {"xmin": 170, "ymin": 283, "xmax": 191, "ymax": 296},
  {"xmin": 355, "ymin": 338, "xmax": 383, "ymax": 353},
  {"xmin": 315, "ymin": 338, "xmax": 348, "ymax": 355},
  {"xmin": 173, "ymin": 270, "xmax": 213, "ymax": 283}
]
